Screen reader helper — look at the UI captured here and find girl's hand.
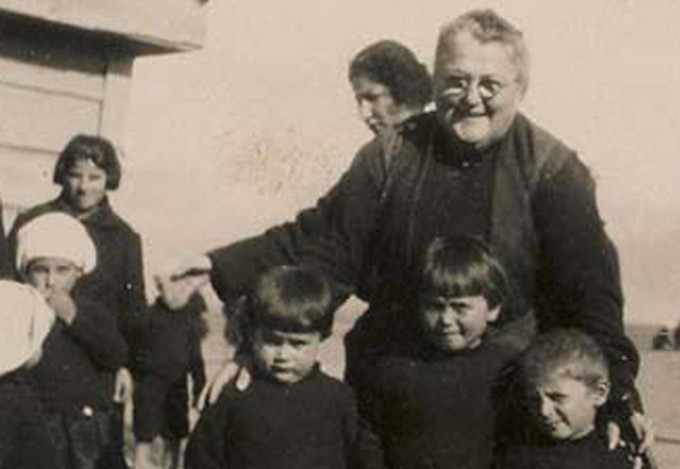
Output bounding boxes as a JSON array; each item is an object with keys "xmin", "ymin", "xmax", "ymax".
[
  {"xmin": 113, "ymin": 367, "xmax": 133, "ymax": 403},
  {"xmin": 46, "ymin": 290, "xmax": 77, "ymax": 324}
]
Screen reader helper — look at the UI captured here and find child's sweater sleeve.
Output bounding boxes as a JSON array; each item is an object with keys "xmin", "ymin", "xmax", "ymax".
[
  {"xmin": 185, "ymin": 396, "xmax": 230, "ymax": 469},
  {"xmin": 342, "ymin": 385, "xmax": 384, "ymax": 469},
  {"xmin": 63, "ymin": 296, "xmax": 129, "ymax": 370}
]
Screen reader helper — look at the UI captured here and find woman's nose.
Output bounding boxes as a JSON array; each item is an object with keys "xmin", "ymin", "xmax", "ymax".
[
  {"xmin": 540, "ymin": 397, "xmax": 555, "ymax": 418},
  {"xmin": 462, "ymin": 84, "xmax": 483, "ymax": 107},
  {"xmin": 44, "ymin": 272, "xmax": 55, "ymax": 288},
  {"xmin": 358, "ymin": 100, "xmax": 373, "ymax": 120}
]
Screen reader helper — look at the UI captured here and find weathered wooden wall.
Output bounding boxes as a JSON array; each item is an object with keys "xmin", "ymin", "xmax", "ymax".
[{"xmin": 0, "ymin": 0, "xmax": 206, "ymax": 52}]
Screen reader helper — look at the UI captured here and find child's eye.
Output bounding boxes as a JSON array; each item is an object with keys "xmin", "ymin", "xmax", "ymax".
[{"xmin": 546, "ymin": 393, "xmax": 567, "ymax": 404}]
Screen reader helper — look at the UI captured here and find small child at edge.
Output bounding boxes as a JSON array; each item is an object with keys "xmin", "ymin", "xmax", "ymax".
[
  {"xmin": 132, "ymin": 291, "xmax": 207, "ymax": 469},
  {"xmin": 495, "ymin": 328, "xmax": 634, "ymax": 469}
]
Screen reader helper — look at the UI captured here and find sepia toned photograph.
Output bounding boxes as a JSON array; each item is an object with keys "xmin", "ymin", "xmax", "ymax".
[{"xmin": 0, "ymin": 1, "xmax": 678, "ymax": 468}]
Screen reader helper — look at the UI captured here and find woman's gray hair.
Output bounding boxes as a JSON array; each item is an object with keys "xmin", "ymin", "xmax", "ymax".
[{"xmin": 436, "ymin": 9, "xmax": 530, "ymax": 93}]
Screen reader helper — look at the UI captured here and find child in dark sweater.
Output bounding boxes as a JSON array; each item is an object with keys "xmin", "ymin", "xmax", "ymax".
[
  {"xmin": 185, "ymin": 265, "xmax": 373, "ymax": 469},
  {"xmin": 495, "ymin": 329, "xmax": 635, "ymax": 469},
  {"xmin": 357, "ymin": 235, "xmax": 518, "ymax": 469},
  {"xmin": 0, "ymin": 280, "xmax": 54, "ymax": 469},
  {"xmin": 15, "ymin": 212, "xmax": 129, "ymax": 469},
  {"xmin": 132, "ymin": 292, "xmax": 207, "ymax": 469}
]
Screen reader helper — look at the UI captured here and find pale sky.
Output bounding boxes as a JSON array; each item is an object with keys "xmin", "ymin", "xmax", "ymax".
[{"xmin": 119, "ymin": 0, "xmax": 680, "ymax": 324}]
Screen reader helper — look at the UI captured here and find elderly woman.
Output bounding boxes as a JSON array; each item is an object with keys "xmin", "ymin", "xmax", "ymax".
[
  {"xmin": 8, "ymin": 134, "xmax": 146, "ymax": 469},
  {"xmin": 162, "ymin": 10, "xmax": 649, "ymax": 451}
]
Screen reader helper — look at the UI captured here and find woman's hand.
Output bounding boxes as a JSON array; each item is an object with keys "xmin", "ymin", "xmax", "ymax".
[
  {"xmin": 607, "ymin": 412, "xmax": 656, "ymax": 468},
  {"xmin": 155, "ymin": 255, "xmax": 212, "ymax": 310},
  {"xmin": 197, "ymin": 357, "xmax": 252, "ymax": 409}
]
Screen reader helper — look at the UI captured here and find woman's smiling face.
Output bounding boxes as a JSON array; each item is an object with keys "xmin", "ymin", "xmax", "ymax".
[{"xmin": 434, "ymin": 31, "xmax": 524, "ymax": 150}]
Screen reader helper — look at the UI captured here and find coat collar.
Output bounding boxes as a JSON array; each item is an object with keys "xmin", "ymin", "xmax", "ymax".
[{"xmin": 54, "ymin": 193, "xmax": 124, "ymax": 230}]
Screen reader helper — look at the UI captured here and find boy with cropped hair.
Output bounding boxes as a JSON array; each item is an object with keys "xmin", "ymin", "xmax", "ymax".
[
  {"xmin": 185, "ymin": 265, "xmax": 374, "ymax": 469},
  {"xmin": 15, "ymin": 211, "xmax": 128, "ymax": 469},
  {"xmin": 495, "ymin": 328, "xmax": 635, "ymax": 468},
  {"xmin": 357, "ymin": 235, "xmax": 519, "ymax": 469}
]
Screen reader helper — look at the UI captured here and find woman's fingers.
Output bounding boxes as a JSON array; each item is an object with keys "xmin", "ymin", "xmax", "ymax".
[
  {"xmin": 630, "ymin": 412, "xmax": 655, "ymax": 454},
  {"xmin": 197, "ymin": 361, "xmax": 245, "ymax": 410},
  {"xmin": 607, "ymin": 420, "xmax": 622, "ymax": 450}
]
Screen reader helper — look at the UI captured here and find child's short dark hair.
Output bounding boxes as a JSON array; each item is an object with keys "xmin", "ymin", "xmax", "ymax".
[
  {"xmin": 518, "ymin": 329, "xmax": 609, "ymax": 389},
  {"xmin": 418, "ymin": 236, "xmax": 511, "ymax": 311},
  {"xmin": 247, "ymin": 265, "xmax": 335, "ymax": 339},
  {"xmin": 53, "ymin": 134, "xmax": 121, "ymax": 190}
]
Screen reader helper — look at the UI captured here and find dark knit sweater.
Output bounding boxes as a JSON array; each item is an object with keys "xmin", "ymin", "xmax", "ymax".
[
  {"xmin": 131, "ymin": 298, "xmax": 206, "ymax": 395},
  {"xmin": 495, "ymin": 430, "xmax": 633, "ymax": 469},
  {"xmin": 358, "ymin": 340, "xmax": 515, "ymax": 469},
  {"xmin": 185, "ymin": 366, "xmax": 371, "ymax": 469},
  {"xmin": 28, "ymin": 296, "xmax": 128, "ymax": 415}
]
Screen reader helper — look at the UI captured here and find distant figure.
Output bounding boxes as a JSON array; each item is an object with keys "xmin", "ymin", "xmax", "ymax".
[
  {"xmin": 185, "ymin": 265, "xmax": 375, "ymax": 469},
  {"xmin": 652, "ymin": 325, "xmax": 674, "ymax": 350},
  {"xmin": 496, "ymin": 329, "xmax": 634, "ymax": 469},
  {"xmin": 0, "ymin": 197, "xmax": 11, "ymax": 278},
  {"xmin": 132, "ymin": 292, "xmax": 207, "ymax": 469},
  {"xmin": 0, "ymin": 280, "xmax": 54, "ymax": 469}
]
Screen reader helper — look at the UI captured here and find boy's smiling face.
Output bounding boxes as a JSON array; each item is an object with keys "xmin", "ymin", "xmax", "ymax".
[
  {"xmin": 419, "ymin": 294, "xmax": 500, "ymax": 352},
  {"xmin": 25, "ymin": 257, "xmax": 82, "ymax": 297},
  {"xmin": 252, "ymin": 327, "xmax": 322, "ymax": 384},
  {"xmin": 530, "ymin": 372, "xmax": 609, "ymax": 441}
]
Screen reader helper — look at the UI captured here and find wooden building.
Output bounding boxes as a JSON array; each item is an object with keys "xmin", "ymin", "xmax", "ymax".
[{"xmin": 0, "ymin": 0, "xmax": 207, "ymax": 221}]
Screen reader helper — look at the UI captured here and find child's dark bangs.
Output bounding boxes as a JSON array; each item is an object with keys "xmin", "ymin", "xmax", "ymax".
[
  {"xmin": 256, "ymin": 296, "xmax": 329, "ymax": 335},
  {"xmin": 424, "ymin": 262, "xmax": 491, "ymax": 299}
]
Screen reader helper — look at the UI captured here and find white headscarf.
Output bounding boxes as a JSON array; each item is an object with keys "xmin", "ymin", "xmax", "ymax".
[
  {"xmin": 0, "ymin": 280, "xmax": 54, "ymax": 375},
  {"xmin": 15, "ymin": 212, "xmax": 97, "ymax": 275}
]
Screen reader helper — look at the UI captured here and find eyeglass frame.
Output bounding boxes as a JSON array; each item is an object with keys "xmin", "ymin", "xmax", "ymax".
[{"xmin": 436, "ymin": 73, "xmax": 520, "ymax": 102}]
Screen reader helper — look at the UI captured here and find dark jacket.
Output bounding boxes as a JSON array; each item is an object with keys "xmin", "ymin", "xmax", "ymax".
[
  {"xmin": 358, "ymin": 340, "xmax": 515, "ymax": 469},
  {"xmin": 9, "ymin": 196, "xmax": 147, "ymax": 343},
  {"xmin": 495, "ymin": 430, "xmax": 633, "ymax": 469},
  {"xmin": 28, "ymin": 295, "xmax": 128, "ymax": 415},
  {"xmin": 185, "ymin": 366, "xmax": 374, "ymax": 469},
  {"xmin": 207, "ymin": 112, "xmax": 639, "ymax": 404},
  {"xmin": 0, "ymin": 370, "xmax": 55, "ymax": 469},
  {"xmin": 131, "ymin": 297, "xmax": 206, "ymax": 396}
]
